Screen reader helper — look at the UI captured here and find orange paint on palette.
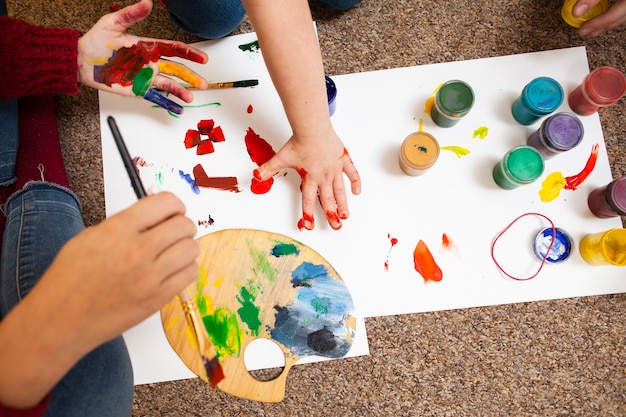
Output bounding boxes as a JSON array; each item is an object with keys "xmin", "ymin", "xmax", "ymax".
[{"xmin": 413, "ymin": 240, "xmax": 443, "ymax": 282}]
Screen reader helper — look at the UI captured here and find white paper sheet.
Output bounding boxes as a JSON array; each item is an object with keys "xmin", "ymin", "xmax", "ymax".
[{"xmin": 99, "ymin": 31, "xmax": 624, "ymax": 385}]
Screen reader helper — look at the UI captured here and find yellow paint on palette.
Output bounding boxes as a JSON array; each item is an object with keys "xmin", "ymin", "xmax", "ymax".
[
  {"xmin": 165, "ymin": 315, "xmax": 181, "ymax": 332},
  {"xmin": 441, "ymin": 146, "xmax": 471, "ymax": 158},
  {"xmin": 213, "ymin": 275, "xmax": 225, "ymax": 287},
  {"xmin": 539, "ymin": 171, "xmax": 566, "ymax": 202},
  {"xmin": 472, "ymin": 126, "xmax": 489, "ymax": 139}
]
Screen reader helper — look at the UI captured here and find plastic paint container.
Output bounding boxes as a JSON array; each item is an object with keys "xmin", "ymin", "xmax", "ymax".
[
  {"xmin": 511, "ymin": 77, "xmax": 564, "ymax": 125},
  {"xmin": 568, "ymin": 67, "xmax": 626, "ymax": 116},
  {"xmin": 587, "ymin": 176, "xmax": 626, "ymax": 218},
  {"xmin": 533, "ymin": 227, "xmax": 573, "ymax": 263},
  {"xmin": 526, "ymin": 112, "xmax": 584, "ymax": 159},
  {"xmin": 399, "ymin": 131, "xmax": 440, "ymax": 176},
  {"xmin": 325, "ymin": 75, "xmax": 337, "ymax": 116},
  {"xmin": 492, "ymin": 146, "xmax": 545, "ymax": 190},
  {"xmin": 579, "ymin": 228, "xmax": 626, "ymax": 266},
  {"xmin": 561, "ymin": 0, "xmax": 609, "ymax": 28},
  {"xmin": 431, "ymin": 80, "xmax": 475, "ymax": 128}
]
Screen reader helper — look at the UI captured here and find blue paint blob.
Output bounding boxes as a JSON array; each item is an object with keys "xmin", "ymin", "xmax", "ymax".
[
  {"xmin": 533, "ymin": 227, "xmax": 573, "ymax": 263},
  {"xmin": 270, "ymin": 261, "xmax": 355, "ymax": 358},
  {"xmin": 511, "ymin": 77, "xmax": 563, "ymax": 125}
]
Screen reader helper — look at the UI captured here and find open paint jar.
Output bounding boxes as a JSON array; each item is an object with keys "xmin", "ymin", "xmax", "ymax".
[
  {"xmin": 533, "ymin": 227, "xmax": 573, "ymax": 263},
  {"xmin": 326, "ymin": 75, "xmax": 337, "ymax": 116},
  {"xmin": 511, "ymin": 77, "xmax": 564, "ymax": 125},
  {"xmin": 561, "ymin": 0, "xmax": 609, "ymax": 28},
  {"xmin": 587, "ymin": 176, "xmax": 626, "ymax": 218},
  {"xmin": 399, "ymin": 131, "xmax": 440, "ymax": 176},
  {"xmin": 568, "ymin": 66, "xmax": 626, "ymax": 116},
  {"xmin": 579, "ymin": 228, "xmax": 626, "ymax": 266},
  {"xmin": 431, "ymin": 80, "xmax": 475, "ymax": 128},
  {"xmin": 526, "ymin": 112, "xmax": 584, "ymax": 159},
  {"xmin": 493, "ymin": 146, "xmax": 545, "ymax": 190}
]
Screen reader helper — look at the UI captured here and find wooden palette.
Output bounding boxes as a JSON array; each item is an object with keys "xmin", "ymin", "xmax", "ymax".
[{"xmin": 160, "ymin": 229, "xmax": 357, "ymax": 402}]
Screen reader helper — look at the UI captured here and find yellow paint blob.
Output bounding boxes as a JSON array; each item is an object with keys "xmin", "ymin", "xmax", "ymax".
[
  {"xmin": 158, "ymin": 61, "xmax": 204, "ymax": 88},
  {"xmin": 424, "ymin": 97, "xmax": 434, "ymax": 116},
  {"xmin": 441, "ymin": 146, "xmax": 471, "ymax": 158},
  {"xmin": 418, "ymin": 118, "xmax": 424, "ymax": 132},
  {"xmin": 539, "ymin": 171, "xmax": 566, "ymax": 202},
  {"xmin": 472, "ymin": 126, "xmax": 489, "ymax": 139}
]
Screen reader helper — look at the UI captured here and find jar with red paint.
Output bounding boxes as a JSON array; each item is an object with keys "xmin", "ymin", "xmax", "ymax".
[
  {"xmin": 587, "ymin": 176, "xmax": 626, "ymax": 219},
  {"xmin": 568, "ymin": 66, "xmax": 626, "ymax": 116}
]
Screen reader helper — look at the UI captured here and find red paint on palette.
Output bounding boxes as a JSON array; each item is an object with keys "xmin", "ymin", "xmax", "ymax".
[
  {"xmin": 193, "ymin": 164, "xmax": 239, "ymax": 192},
  {"xmin": 413, "ymin": 240, "xmax": 443, "ymax": 282}
]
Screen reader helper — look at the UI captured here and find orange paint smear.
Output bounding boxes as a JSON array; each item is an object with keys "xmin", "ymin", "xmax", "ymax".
[
  {"xmin": 413, "ymin": 240, "xmax": 443, "ymax": 282},
  {"xmin": 384, "ymin": 234, "xmax": 399, "ymax": 271},
  {"xmin": 564, "ymin": 143, "xmax": 599, "ymax": 191}
]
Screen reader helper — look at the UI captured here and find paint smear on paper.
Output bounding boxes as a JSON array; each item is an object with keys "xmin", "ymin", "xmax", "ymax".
[
  {"xmin": 424, "ymin": 83, "xmax": 443, "ymax": 116},
  {"xmin": 384, "ymin": 234, "xmax": 399, "ymax": 271},
  {"xmin": 178, "ymin": 169, "xmax": 200, "ymax": 194},
  {"xmin": 441, "ymin": 146, "xmax": 470, "ymax": 158},
  {"xmin": 413, "ymin": 240, "xmax": 443, "ymax": 282},
  {"xmin": 197, "ymin": 216, "xmax": 215, "ymax": 229},
  {"xmin": 238, "ymin": 40, "xmax": 260, "ymax": 53},
  {"xmin": 271, "ymin": 262, "xmax": 355, "ymax": 358},
  {"xmin": 538, "ymin": 144, "xmax": 599, "ymax": 202},
  {"xmin": 245, "ymin": 128, "xmax": 276, "ymax": 194},
  {"xmin": 193, "ymin": 164, "xmax": 240, "ymax": 192},
  {"xmin": 472, "ymin": 126, "xmax": 489, "ymax": 139},
  {"xmin": 247, "ymin": 104, "xmax": 254, "ymax": 114},
  {"xmin": 441, "ymin": 233, "xmax": 460, "ymax": 257}
]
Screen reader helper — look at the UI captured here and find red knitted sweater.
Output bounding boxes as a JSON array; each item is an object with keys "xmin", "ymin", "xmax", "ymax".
[{"xmin": 0, "ymin": 16, "xmax": 81, "ymax": 99}]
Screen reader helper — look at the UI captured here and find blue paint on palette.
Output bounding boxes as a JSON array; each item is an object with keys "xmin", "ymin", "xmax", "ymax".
[{"xmin": 270, "ymin": 262, "xmax": 355, "ymax": 358}]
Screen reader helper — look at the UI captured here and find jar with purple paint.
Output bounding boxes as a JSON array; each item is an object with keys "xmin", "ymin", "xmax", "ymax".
[
  {"xmin": 587, "ymin": 176, "xmax": 626, "ymax": 218},
  {"xmin": 526, "ymin": 112, "xmax": 584, "ymax": 159}
]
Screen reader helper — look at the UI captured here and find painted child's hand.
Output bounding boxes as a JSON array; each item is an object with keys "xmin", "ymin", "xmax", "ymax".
[
  {"xmin": 77, "ymin": 0, "xmax": 209, "ymax": 114},
  {"xmin": 255, "ymin": 126, "xmax": 361, "ymax": 231},
  {"xmin": 575, "ymin": 0, "xmax": 626, "ymax": 36}
]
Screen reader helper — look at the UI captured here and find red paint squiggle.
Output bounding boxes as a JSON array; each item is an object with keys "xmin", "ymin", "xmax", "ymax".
[
  {"xmin": 564, "ymin": 143, "xmax": 599, "ymax": 190},
  {"xmin": 384, "ymin": 234, "xmax": 398, "ymax": 271}
]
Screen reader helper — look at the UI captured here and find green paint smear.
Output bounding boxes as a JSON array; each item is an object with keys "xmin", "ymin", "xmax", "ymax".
[
  {"xmin": 150, "ymin": 100, "xmax": 221, "ymax": 118},
  {"xmin": 202, "ymin": 307, "xmax": 242, "ymax": 358},
  {"xmin": 271, "ymin": 242, "xmax": 300, "ymax": 257},
  {"xmin": 310, "ymin": 296, "xmax": 331, "ymax": 318},
  {"xmin": 238, "ymin": 40, "xmax": 260, "ymax": 53},
  {"xmin": 132, "ymin": 67, "xmax": 154, "ymax": 97},
  {"xmin": 441, "ymin": 146, "xmax": 471, "ymax": 158},
  {"xmin": 195, "ymin": 278, "xmax": 207, "ymax": 317},
  {"xmin": 247, "ymin": 240, "xmax": 277, "ymax": 283},
  {"xmin": 236, "ymin": 286, "xmax": 262, "ymax": 336}
]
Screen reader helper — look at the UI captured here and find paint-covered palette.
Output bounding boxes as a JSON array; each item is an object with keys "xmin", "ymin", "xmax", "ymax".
[{"xmin": 160, "ymin": 229, "xmax": 356, "ymax": 402}]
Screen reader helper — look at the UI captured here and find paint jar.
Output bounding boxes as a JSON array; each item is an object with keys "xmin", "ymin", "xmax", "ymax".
[
  {"xmin": 526, "ymin": 112, "xmax": 584, "ymax": 159},
  {"xmin": 511, "ymin": 77, "xmax": 564, "ymax": 125},
  {"xmin": 579, "ymin": 228, "xmax": 626, "ymax": 266},
  {"xmin": 492, "ymin": 146, "xmax": 545, "ymax": 190},
  {"xmin": 399, "ymin": 131, "xmax": 440, "ymax": 176},
  {"xmin": 561, "ymin": 0, "xmax": 609, "ymax": 28},
  {"xmin": 431, "ymin": 80, "xmax": 475, "ymax": 128},
  {"xmin": 568, "ymin": 66, "xmax": 626, "ymax": 116},
  {"xmin": 533, "ymin": 227, "xmax": 573, "ymax": 263},
  {"xmin": 587, "ymin": 176, "xmax": 626, "ymax": 218},
  {"xmin": 325, "ymin": 75, "xmax": 337, "ymax": 116}
]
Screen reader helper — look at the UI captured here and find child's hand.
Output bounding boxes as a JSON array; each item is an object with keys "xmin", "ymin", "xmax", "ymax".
[{"xmin": 575, "ymin": 0, "xmax": 626, "ymax": 36}]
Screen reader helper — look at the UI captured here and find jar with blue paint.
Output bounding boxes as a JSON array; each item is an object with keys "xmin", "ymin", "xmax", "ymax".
[
  {"xmin": 431, "ymin": 80, "xmax": 475, "ymax": 128},
  {"xmin": 533, "ymin": 227, "xmax": 573, "ymax": 263},
  {"xmin": 511, "ymin": 77, "xmax": 564, "ymax": 125},
  {"xmin": 526, "ymin": 112, "xmax": 584, "ymax": 159},
  {"xmin": 492, "ymin": 146, "xmax": 545, "ymax": 190},
  {"xmin": 325, "ymin": 75, "xmax": 337, "ymax": 116}
]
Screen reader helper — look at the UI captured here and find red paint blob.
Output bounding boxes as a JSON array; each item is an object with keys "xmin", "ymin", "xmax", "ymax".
[
  {"xmin": 250, "ymin": 177, "xmax": 274, "ymax": 194},
  {"xmin": 193, "ymin": 164, "xmax": 239, "ymax": 192},
  {"xmin": 245, "ymin": 127, "xmax": 275, "ymax": 166},
  {"xmin": 197, "ymin": 119, "xmax": 215, "ymax": 135},
  {"xmin": 208, "ymin": 126, "xmax": 225, "ymax": 142},
  {"xmin": 564, "ymin": 143, "xmax": 599, "ymax": 190},
  {"xmin": 413, "ymin": 240, "xmax": 443, "ymax": 282},
  {"xmin": 384, "ymin": 234, "xmax": 399, "ymax": 271},
  {"xmin": 196, "ymin": 139, "xmax": 215, "ymax": 155},
  {"xmin": 247, "ymin": 104, "xmax": 254, "ymax": 114},
  {"xmin": 184, "ymin": 129, "xmax": 201, "ymax": 148}
]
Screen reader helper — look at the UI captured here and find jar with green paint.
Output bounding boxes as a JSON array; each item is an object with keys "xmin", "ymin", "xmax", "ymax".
[
  {"xmin": 493, "ymin": 146, "xmax": 545, "ymax": 190},
  {"xmin": 431, "ymin": 80, "xmax": 475, "ymax": 128}
]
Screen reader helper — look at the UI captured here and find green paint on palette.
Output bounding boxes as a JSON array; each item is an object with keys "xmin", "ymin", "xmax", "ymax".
[
  {"xmin": 310, "ymin": 296, "xmax": 331, "ymax": 317},
  {"xmin": 247, "ymin": 240, "xmax": 277, "ymax": 283},
  {"xmin": 132, "ymin": 67, "xmax": 154, "ymax": 97},
  {"xmin": 202, "ymin": 307, "xmax": 242, "ymax": 358},
  {"xmin": 271, "ymin": 242, "xmax": 300, "ymax": 257},
  {"xmin": 236, "ymin": 286, "xmax": 262, "ymax": 336}
]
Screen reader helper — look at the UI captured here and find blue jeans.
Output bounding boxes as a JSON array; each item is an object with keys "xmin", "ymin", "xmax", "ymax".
[
  {"xmin": 165, "ymin": 0, "xmax": 361, "ymax": 39},
  {"xmin": 0, "ymin": 182, "xmax": 133, "ymax": 417}
]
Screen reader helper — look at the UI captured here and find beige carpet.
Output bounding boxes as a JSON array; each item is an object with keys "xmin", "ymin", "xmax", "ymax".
[{"xmin": 7, "ymin": 0, "xmax": 625, "ymax": 415}]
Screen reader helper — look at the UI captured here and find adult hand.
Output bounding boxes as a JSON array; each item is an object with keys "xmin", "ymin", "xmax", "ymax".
[
  {"xmin": 0, "ymin": 192, "xmax": 199, "ymax": 408},
  {"xmin": 255, "ymin": 127, "xmax": 361, "ymax": 231},
  {"xmin": 574, "ymin": 0, "xmax": 626, "ymax": 36},
  {"xmin": 78, "ymin": 0, "xmax": 209, "ymax": 113}
]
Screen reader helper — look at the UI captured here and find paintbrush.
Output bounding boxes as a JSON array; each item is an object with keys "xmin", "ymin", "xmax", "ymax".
[
  {"xmin": 171, "ymin": 79, "xmax": 259, "ymax": 91},
  {"xmin": 107, "ymin": 116, "xmax": 225, "ymax": 388}
]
